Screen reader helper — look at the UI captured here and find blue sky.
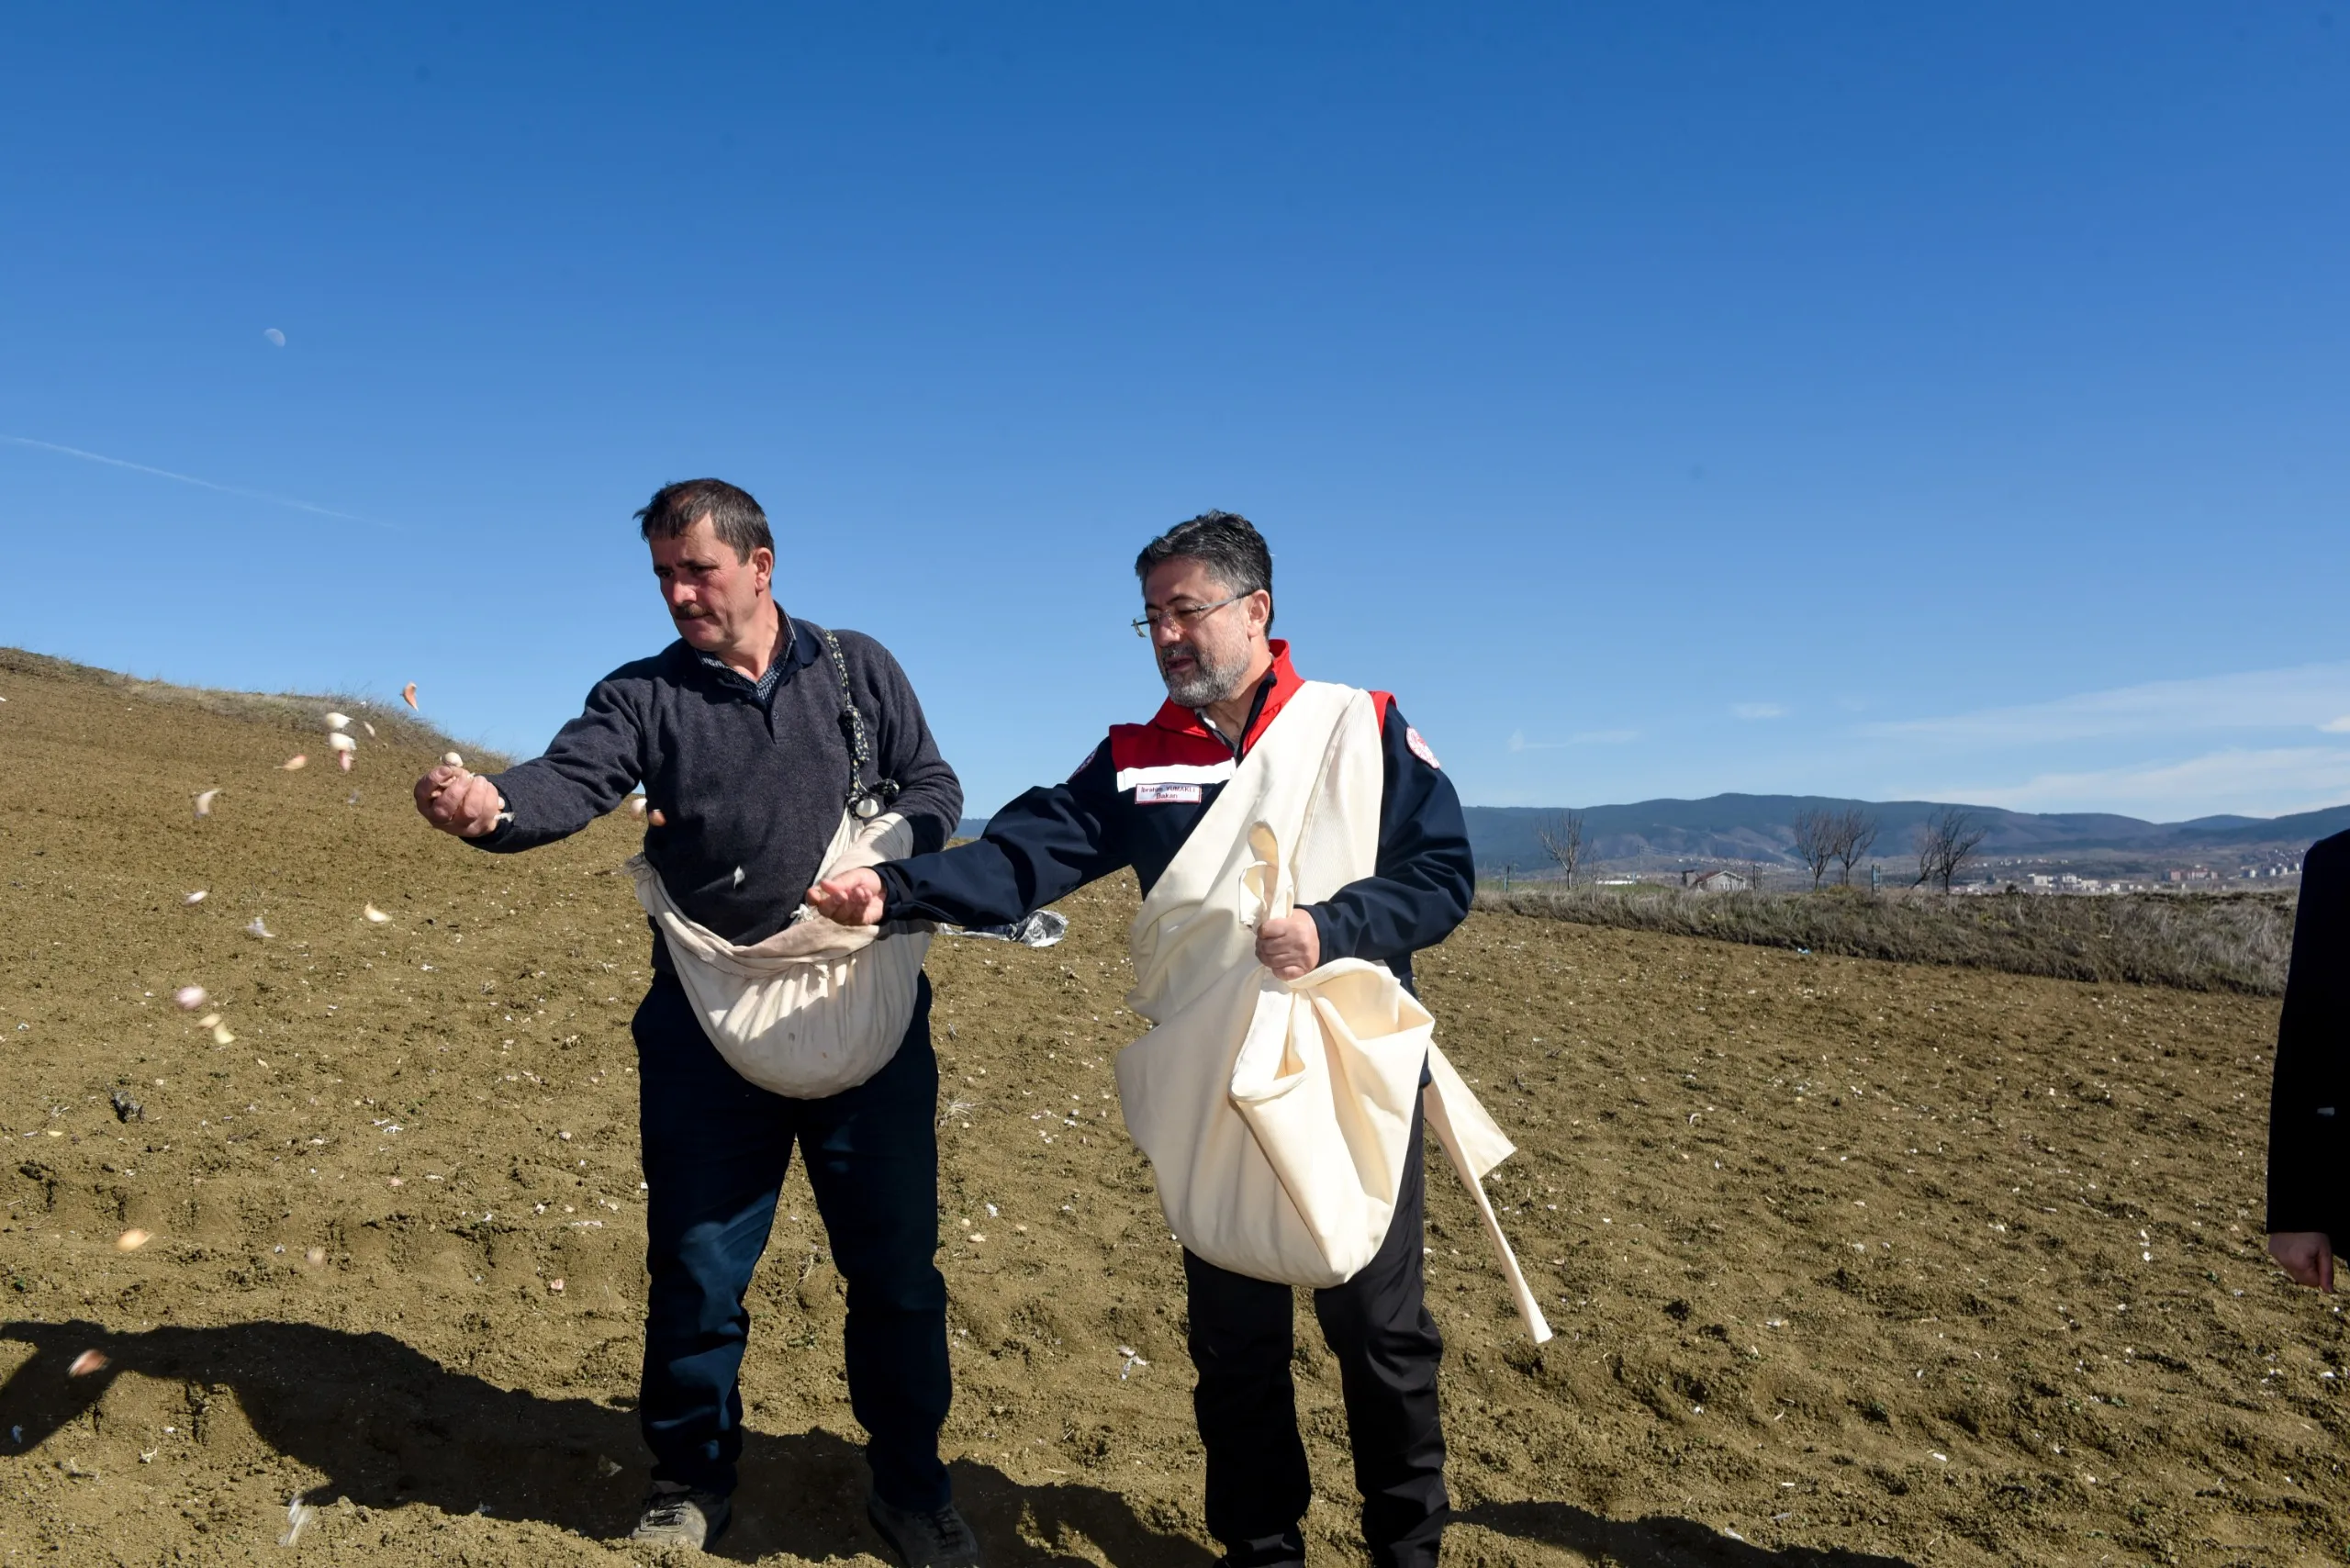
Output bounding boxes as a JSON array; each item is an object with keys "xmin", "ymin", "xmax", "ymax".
[{"xmin": 3, "ymin": 5, "xmax": 2344, "ymax": 822}]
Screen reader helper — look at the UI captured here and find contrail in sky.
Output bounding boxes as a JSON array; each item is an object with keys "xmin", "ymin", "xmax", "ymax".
[{"xmin": 1, "ymin": 434, "xmax": 385, "ymax": 527}]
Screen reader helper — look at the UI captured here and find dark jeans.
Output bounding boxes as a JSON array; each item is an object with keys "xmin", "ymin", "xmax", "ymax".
[
  {"xmin": 1182, "ymin": 1099, "xmax": 1449, "ymax": 1568},
  {"xmin": 632, "ymin": 972, "xmax": 951, "ymax": 1508}
]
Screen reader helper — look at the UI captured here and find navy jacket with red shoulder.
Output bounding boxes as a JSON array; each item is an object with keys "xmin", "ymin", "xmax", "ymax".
[{"xmin": 873, "ymin": 641, "xmax": 1474, "ymax": 992}]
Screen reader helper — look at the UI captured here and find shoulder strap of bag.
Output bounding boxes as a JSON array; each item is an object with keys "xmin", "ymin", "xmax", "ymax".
[{"xmin": 821, "ymin": 627, "xmax": 901, "ymax": 821}]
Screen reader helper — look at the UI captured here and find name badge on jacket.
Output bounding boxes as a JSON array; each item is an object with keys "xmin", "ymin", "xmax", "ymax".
[{"xmin": 1136, "ymin": 782, "xmax": 1203, "ymax": 804}]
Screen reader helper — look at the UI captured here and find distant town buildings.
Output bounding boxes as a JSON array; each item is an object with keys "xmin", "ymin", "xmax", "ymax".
[
  {"xmin": 1953, "ymin": 870, "xmax": 2158, "ymax": 896},
  {"xmin": 1494, "ymin": 852, "xmax": 2304, "ymax": 898}
]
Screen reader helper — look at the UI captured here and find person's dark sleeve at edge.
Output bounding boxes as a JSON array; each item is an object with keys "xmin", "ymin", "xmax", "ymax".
[
  {"xmin": 2266, "ymin": 829, "xmax": 2350, "ymax": 1247},
  {"xmin": 878, "ymin": 744, "xmax": 1128, "ymax": 926},
  {"xmin": 845, "ymin": 632, "xmax": 964, "ymax": 855},
  {"xmin": 1296, "ymin": 700, "xmax": 1475, "ymax": 990},
  {"xmin": 470, "ymin": 674, "xmax": 648, "ymax": 853}
]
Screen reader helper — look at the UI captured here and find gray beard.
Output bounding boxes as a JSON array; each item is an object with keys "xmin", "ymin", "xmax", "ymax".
[{"xmin": 1161, "ymin": 645, "xmax": 1249, "ymax": 709}]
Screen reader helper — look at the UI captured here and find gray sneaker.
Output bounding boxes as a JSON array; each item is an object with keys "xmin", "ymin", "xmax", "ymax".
[
  {"xmin": 867, "ymin": 1494, "xmax": 982, "ymax": 1568},
  {"xmin": 631, "ymin": 1481, "xmax": 732, "ymax": 1550}
]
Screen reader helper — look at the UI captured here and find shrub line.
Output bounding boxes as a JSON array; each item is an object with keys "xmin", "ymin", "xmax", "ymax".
[{"xmin": 1474, "ymin": 884, "xmax": 2294, "ymax": 995}]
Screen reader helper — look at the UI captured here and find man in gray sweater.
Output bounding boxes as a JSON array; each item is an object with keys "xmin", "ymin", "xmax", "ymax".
[{"xmin": 414, "ymin": 479, "xmax": 971, "ymax": 1561}]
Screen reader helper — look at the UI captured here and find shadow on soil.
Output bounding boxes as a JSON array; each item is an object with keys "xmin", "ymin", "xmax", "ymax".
[
  {"xmin": 1460, "ymin": 1500, "xmax": 1919, "ymax": 1567},
  {"xmin": 0, "ymin": 1319, "xmax": 1919, "ymax": 1568},
  {"xmin": 0, "ymin": 1317, "xmax": 1210, "ymax": 1565}
]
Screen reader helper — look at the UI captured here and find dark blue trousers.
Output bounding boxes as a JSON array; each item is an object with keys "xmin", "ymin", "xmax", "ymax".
[{"xmin": 632, "ymin": 971, "xmax": 951, "ymax": 1508}]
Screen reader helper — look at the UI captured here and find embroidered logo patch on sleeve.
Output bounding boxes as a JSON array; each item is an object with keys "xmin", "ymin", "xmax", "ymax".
[
  {"xmin": 1405, "ymin": 726, "xmax": 1441, "ymax": 769},
  {"xmin": 1136, "ymin": 781, "xmax": 1204, "ymax": 804}
]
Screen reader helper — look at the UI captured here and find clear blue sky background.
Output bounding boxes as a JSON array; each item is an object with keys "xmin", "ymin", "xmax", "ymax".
[{"xmin": 4, "ymin": 5, "xmax": 2344, "ymax": 822}]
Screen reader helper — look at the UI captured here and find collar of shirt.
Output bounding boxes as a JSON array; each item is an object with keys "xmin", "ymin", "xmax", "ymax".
[
  {"xmin": 694, "ymin": 606, "xmax": 817, "ymax": 705},
  {"xmin": 1145, "ymin": 638, "xmax": 1304, "ymax": 758}
]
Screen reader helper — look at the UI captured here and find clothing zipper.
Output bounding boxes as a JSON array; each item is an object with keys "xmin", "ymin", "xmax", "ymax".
[{"xmin": 1195, "ymin": 670, "xmax": 1279, "ymax": 761}]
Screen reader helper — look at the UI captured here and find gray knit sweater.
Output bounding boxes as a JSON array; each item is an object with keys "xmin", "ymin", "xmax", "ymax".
[{"xmin": 471, "ymin": 611, "xmax": 962, "ymax": 948}]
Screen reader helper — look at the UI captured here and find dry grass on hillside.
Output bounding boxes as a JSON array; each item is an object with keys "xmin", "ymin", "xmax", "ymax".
[
  {"xmin": 0, "ymin": 645, "xmax": 504, "ymax": 768},
  {"xmin": 1479, "ymin": 884, "xmax": 2296, "ymax": 997}
]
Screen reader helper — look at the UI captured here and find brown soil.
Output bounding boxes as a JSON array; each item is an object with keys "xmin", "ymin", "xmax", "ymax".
[{"xmin": 0, "ymin": 657, "xmax": 2343, "ymax": 1566}]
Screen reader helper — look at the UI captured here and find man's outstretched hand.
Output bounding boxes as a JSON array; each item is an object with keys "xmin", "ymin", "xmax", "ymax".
[
  {"xmin": 808, "ymin": 868, "xmax": 888, "ymax": 926},
  {"xmin": 414, "ymin": 765, "xmax": 504, "ymax": 838},
  {"xmin": 2270, "ymin": 1231, "xmax": 2336, "ymax": 1292}
]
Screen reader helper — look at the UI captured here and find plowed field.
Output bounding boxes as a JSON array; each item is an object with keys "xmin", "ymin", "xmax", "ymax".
[{"xmin": 1, "ymin": 652, "xmax": 2341, "ymax": 1566}]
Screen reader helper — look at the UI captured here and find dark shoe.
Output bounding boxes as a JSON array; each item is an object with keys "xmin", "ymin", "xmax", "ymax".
[
  {"xmin": 632, "ymin": 1480, "xmax": 732, "ymax": 1550},
  {"xmin": 867, "ymin": 1493, "xmax": 983, "ymax": 1568}
]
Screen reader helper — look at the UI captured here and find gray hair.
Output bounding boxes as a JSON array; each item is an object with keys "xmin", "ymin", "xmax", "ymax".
[{"xmin": 1134, "ymin": 510, "xmax": 1274, "ymax": 631}]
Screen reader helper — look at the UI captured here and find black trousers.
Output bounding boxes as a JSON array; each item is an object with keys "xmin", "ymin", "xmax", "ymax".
[{"xmin": 1182, "ymin": 1100, "xmax": 1448, "ymax": 1568}]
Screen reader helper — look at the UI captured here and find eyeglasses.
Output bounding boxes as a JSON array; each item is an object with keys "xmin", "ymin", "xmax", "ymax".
[{"xmin": 1132, "ymin": 594, "xmax": 1247, "ymax": 638}]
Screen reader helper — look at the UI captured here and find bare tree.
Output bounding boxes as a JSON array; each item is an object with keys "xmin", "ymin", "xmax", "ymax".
[
  {"xmin": 1944, "ymin": 811, "xmax": 1989, "ymax": 890},
  {"xmin": 1535, "ymin": 811, "xmax": 1587, "ymax": 889},
  {"xmin": 1831, "ymin": 808, "xmax": 1879, "ymax": 887},
  {"xmin": 1911, "ymin": 806, "xmax": 1988, "ymax": 892},
  {"xmin": 1790, "ymin": 809, "xmax": 1837, "ymax": 890}
]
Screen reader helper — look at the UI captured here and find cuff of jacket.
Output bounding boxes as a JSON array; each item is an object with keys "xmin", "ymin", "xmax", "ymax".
[
  {"xmin": 2265, "ymin": 1205, "xmax": 2342, "ymax": 1241},
  {"xmin": 874, "ymin": 861, "xmax": 917, "ymax": 923},
  {"xmin": 1302, "ymin": 904, "xmax": 1341, "ymax": 964}
]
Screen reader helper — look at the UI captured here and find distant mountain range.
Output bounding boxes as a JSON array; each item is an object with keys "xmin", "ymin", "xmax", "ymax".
[
  {"xmin": 958, "ymin": 792, "xmax": 2350, "ymax": 870},
  {"xmin": 1458, "ymin": 794, "xmax": 2350, "ymax": 871}
]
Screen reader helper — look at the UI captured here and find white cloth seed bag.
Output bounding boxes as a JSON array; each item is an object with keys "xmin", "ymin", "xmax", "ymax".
[
  {"xmin": 627, "ymin": 811, "xmax": 932, "ymax": 1099},
  {"xmin": 1115, "ymin": 681, "xmax": 1550, "ymax": 1342}
]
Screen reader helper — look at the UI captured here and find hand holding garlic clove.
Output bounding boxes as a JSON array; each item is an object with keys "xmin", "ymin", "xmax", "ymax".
[{"xmin": 413, "ymin": 763, "xmax": 502, "ymax": 838}]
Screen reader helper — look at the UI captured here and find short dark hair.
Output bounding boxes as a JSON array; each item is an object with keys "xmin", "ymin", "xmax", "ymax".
[
  {"xmin": 1135, "ymin": 510, "xmax": 1274, "ymax": 631},
  {"xmin": 635, "ymin": 478, "xmax": 774, "ymax": 562}
]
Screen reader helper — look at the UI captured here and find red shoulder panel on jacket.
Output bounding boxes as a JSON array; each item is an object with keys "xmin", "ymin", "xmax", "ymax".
[
  {"xmin": 1108, "ymin": 722, "xmax": 1231, "ymax": 771},
  {"xmin": 1371, "ymin": 691, "xmax": 1395, "ymax": 730}
]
